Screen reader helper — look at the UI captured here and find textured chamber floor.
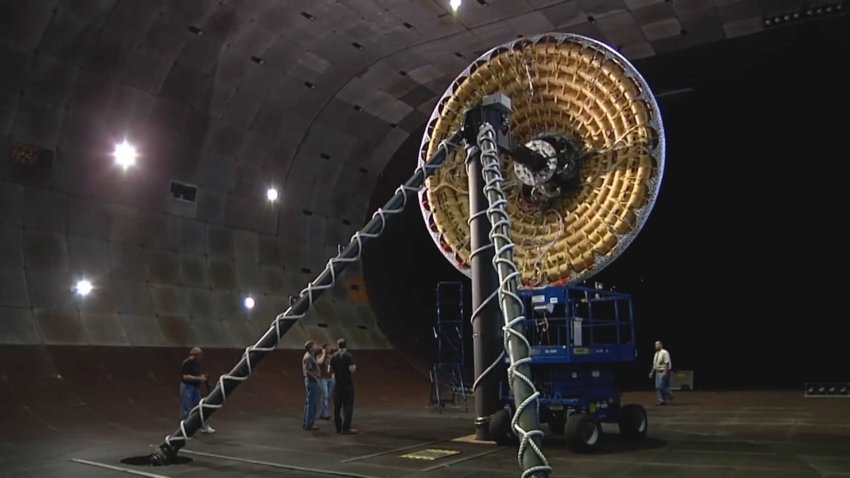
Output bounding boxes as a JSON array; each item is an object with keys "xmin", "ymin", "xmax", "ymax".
[{"xmin": 1, "ymin": 346, "xmax": 849, "ymax": 477}]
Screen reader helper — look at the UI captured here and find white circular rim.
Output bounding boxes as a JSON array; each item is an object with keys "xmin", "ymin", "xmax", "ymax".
[{"xmin": 417, "ymin": 33, "xmax": 666, "ymax": 285}]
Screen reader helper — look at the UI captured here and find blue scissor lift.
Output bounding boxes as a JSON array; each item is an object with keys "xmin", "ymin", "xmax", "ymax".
[{"xmin": 494, "ymin": 284, "xmax": 648, "ymax": 452}]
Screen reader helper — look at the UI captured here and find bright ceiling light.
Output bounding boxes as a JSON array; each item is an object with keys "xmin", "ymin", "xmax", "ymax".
[
  {"xmin": 266, "ymin": 187, "xmax": 279, "ymax": 202},
  {"xmin": 75, "ymin": 279, "xmax": 93, "ymax": 297},
  {"xmin": 450, "ymin": 0, "xmax": 461, "ymax": 11},
  {"xmin": 243, "ymin": 296, "xmax": 255, "ymax": 310},
  {"xmin": 113, "ymin": 140, "xmax": 137, "ymax": 170}
]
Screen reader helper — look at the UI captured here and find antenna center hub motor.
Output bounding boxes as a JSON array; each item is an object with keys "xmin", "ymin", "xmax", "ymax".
[{"xmin": 514, "ymin": 135, "xmax": 582, "ymax": 202}]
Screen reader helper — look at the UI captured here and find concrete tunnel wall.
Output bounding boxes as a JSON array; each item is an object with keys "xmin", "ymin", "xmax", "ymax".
[
  {"xmin": 0, "ymin": 1, "xmax": 778, "ymax": 351},
  {"xmin": 0, "ymin": 0, "xmax": 431, "ymax": 351},
  {"xmin": 0, "ymin": 180, "xmax": 389, "ymax": 349}
]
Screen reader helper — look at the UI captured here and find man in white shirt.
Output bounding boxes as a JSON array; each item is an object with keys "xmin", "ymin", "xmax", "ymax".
[{"xmin": 648, "ymin": 340, "xmax": 673, "ymax": 405}]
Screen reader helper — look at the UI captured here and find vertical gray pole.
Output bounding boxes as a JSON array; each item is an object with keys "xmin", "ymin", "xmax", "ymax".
[{"xmin": 467, "ymin": 147, "xmax": 505, "ymax": 440}]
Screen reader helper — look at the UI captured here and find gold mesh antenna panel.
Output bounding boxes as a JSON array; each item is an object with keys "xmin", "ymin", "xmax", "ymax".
[{"xmin": 418, "ymin": 33, "xmax": 665, "ymax": 286}]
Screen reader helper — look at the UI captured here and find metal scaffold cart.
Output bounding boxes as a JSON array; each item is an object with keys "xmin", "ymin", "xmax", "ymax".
[{"xmin": 429, "ymin": 281, "xmax": 469, "ymax": 412}]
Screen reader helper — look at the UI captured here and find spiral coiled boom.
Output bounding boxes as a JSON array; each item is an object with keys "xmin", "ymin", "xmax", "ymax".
[
  {"xmin": 478, "ymin": 123, "xmax": 550, "ymax": 478},
  {"xmin": 150, "ymin": 133, "xmax": 462, "ymax": 464}
]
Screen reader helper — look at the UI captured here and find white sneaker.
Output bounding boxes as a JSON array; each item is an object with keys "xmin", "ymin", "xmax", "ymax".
[{"xmin": 200, "ymin": 425, "xmax": 216, "ymax": 434}]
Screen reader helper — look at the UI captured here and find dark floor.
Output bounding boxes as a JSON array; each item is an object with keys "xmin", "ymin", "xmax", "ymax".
[{"xmin": 2, "ymin": 347, "xmax": 849, "ymax": 477}]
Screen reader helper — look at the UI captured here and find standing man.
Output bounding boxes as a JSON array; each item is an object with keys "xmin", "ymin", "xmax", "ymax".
[
  {"xmin": 302, "ymin": 340, "xmax": 321, "ymax": 430},
  {"xmin": 180, "ymin": 347, "xmax": 215, "ymax": 433},
  {"xmin": 330, "ymin": 338, "xmax": 357, "ymax": 434},
  {"xmin": 317, "ymin": 343, "xmax": 335, "ymax": 420},
  {"xmin": 648, "ymin": 340, "xmax": 673, "ymax": 405}
]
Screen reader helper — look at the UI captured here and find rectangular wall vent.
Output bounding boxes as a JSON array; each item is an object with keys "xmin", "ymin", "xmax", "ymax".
[{"xmin": 170, "ymin": 181, "xmax": 197, "ymax": 203}]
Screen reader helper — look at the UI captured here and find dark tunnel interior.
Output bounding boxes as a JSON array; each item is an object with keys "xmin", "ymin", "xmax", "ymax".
[{"xmin": 2, "ymin": 2, "xmax": 850, "ymax": 476}]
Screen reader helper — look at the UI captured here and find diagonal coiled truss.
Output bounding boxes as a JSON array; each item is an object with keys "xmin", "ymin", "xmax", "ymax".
[
  {"xmin": 478, "ymin": 123, "xmax": 551, "ymax": 478},
  {"xmin": 150, "ymin": 132, "xmax": 462, "ymax": 463}
]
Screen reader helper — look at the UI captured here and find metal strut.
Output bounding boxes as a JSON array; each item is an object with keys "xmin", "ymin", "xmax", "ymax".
[
  {"xmin": 466, "ymin": 143, "xmax": 505, "ymax": 440},
  {"xmin": 149, "ymin": 130, "xmax": 462, "ymax": 465},
  {"xmin": 477, "ymin": 122, "xmax": 551, "ymax": 478}
]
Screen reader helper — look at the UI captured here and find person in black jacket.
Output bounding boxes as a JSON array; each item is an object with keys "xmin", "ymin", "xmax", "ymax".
[{"xmin": 329, "ymin": 338, "xmax": 357, "ymax": 434}]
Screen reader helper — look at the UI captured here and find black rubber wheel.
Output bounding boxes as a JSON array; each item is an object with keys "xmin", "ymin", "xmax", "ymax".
[
  {"xmin": 618, "ymin": 404, "xmax": 648, "ymax": 440},
  {"xmin": 489, "ymin": 407, "xmax": 517, "ymax": 446},
  {"xmin": 565, "ymin": 412, "xmax": 601, "ymax": 452},
  {"xmin": 549, "ymin": 416, "xmax": 566, "ymax": 435}
]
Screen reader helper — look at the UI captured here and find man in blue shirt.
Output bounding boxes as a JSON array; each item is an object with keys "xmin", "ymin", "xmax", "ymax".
[
  {"xmin": 317, "ymin": 343, "xmax": 335, "ymax": 420},
  {"xmin": 180, "ymin": 347, "xmax": 215, "ymax": 433},
  {"xmin": 302, "ymin": 340, "xmax": 322, "ymax": 430}
]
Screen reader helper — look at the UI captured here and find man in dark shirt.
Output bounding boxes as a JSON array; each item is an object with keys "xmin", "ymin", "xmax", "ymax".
[
  {"xmin": 302, "ymin": 340, "xmax": 322, "ymax": 430},
  {"xmin": 180, "ymin": 347, "xmax": 215, "ymax": 433},
  {"xmin": 330, "ymin": 338, "xmax": 357, "ymax": 434}
]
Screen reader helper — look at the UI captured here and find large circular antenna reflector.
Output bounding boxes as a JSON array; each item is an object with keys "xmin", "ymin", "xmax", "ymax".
[{"xmin": 418, "ymin": 33, "xmax": 665, "ymax": 287}]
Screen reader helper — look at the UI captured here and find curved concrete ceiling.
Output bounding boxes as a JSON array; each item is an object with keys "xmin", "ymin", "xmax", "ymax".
[{"xmin": 0, "ymin": 0, "xmax": 807, "ymax": 349}]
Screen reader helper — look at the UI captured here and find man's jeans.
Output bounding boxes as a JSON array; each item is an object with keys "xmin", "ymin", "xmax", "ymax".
[
  {"xmin": 303, "ymin": 379, "xmax": 320, "ymax": 428},
  {"xmin": 655, "ymin": 371, "xmax": 673, "ymax": 403},
  {"xmin": 180, "ymin": 382, "xmax": 201, "ymax": 420},
  {"xmin": 320, "ymin": 378, "xmax": 334, "ymax": 418}
]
